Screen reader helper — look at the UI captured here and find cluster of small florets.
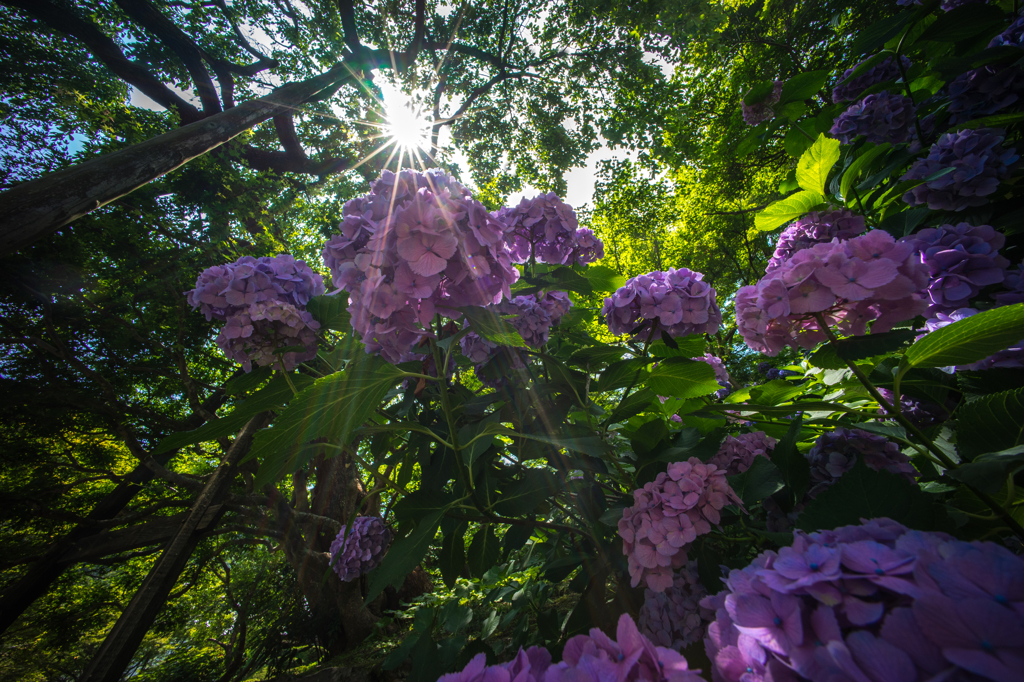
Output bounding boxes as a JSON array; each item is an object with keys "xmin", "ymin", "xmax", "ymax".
[
  {"xmin": 701, "ymin": 517, "xmax": 1024, "ymax": 682},
  {"xmin": 830, "ymin": 91, "xmax": 917, "ymax": 145},
  {"xmin": 901, "ymin": 128, "xmax": 1020, "ymax": 211},
  {"xmin": 709, "ymin": 432, "xmax": 777, "ymax": 476},
  {"xmin": 805, "ymin": 427, "xmax": 918, "ymax": 498},
  {"xmin": 638, "ymin": 562, "xmax": 709, "ymax": 650},
  {"xmin": 618, "ymin": 458, "xmax": 742, "ymax": 592},
  {"xmin": 698, "ymin": 353, "xmax": 733, "ymax": 399},
  {"xmin": 832, "ymin": 56, "xmax": 911, "ymax": 103},
  {"xmin": 766, "ymin": 211, "xmax": 866, "ymax": 273},
  {"xmin": 924, "ymin": 308, "xmax": 1024, "ymax": 370},
  {"xmin": 742, "ymin": 81, "xmax": 783, "ymax": 125},
  {"xmin": 440, "ymin": 614, "xmax": 702, "ymax": 682},
  {"xmin": 948, "ymin": 66, "xmax": 1024, "ymax": 125},
  {"xmin": 321, "ymin": 169, "xmax": 519, "ymax": 363},
  {"xmin": 459, "ymin": 290, "xmax": 572, "ymax": 364},
  {"xmin": 329, "ymin": 516, "xmax": 390, "ymax": 582},
  {"xmin": 736, "ymin": 230, "xmax": 930, "ymax": 356},
  {"xmin": 186, "ymin": 255, "xmax": 325, "ymax": 372},
  {"xmin": 989, "ymin": 15, "xmax": 1024, "ymax": 48},
  {"xmin": 901, "ymin": 223, "xmax": 1009, "ymax": 314},
  {"xmin": 997, "ymin": 264, "xmax": 1024, "ymax": 305},
  {"xmin": 603, "ymin": 269, "xmax": 722, "ymax": 339},
  {"xmin": 494, "ymin": 193, "xmax": 603, "ymax": 265},
  {"xmin": 876, "ymin": 388, "xmax": 948, "ymax": 428}
]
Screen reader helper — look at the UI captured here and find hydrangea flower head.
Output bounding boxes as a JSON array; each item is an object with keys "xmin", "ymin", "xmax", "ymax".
[
  {"xmin": 493, "ymin": 193, "xmax": 602, "ymax": 266},
  {"xmin": 901, "ymin": 222, "xmax": 1009, "ymax": 314},
  {"xmin": 322, "ymin": 169, "xmax": 519, "ymax": 363},
  {"xmin": 736, "ymin": 230, "xmax": 929, "ymax": 355},
  {"xmin": 948, "ymin": 66, "xmax": 1024, "ymax": 125},
  {"xmin": 459, "ymin": 290, "xmax": 572, "ymax": 364},
  {"xmin": 901, "ymin": 128, "xmax": 1020, "ymax": 211},
  {"xmin": 710, "ymin": 432, "xmax": 777, "ymax": 476},
  {"xmin": 618, "ymin": 457, "xmax": 742, "ymax": 591},
  {"xmin": 639, "ymin": 562, "xmax": 710, "ymax": 650},
  {"xmin": 603, "ymin": 268, "xmax": 722, "ymax": 339},
  {"xmin": 989, "ymin": 15, "xmax": 1024, "ymax": 48},
  {"xmin": 329, "ymin": 516, "xmax": 390, "ymax": 582},
  {"xmin": 996, "ymin": 264, "xmax": 1024, "ymax": 306},
  {"xmin": 805, "ymin": 427, "xmax": 918, "ymax": 498},
  {"xmin": 766, "ymin": 211, "xmax": 866, "ymax": 273},
  {"xmin": 186, "ymin": 254, "xmax": 326, "ymax": 371},
  {"xmin": 574, "ymin": 227, "xmax": 606, "ymax": 265},
  {"xmin": 832, "ymin": 56, "xmax": 911, "ymax": 103},
  {"xmin": 830, "ymin": 92, "xmax": 917, "ymax": 145},
  {"xmin": 743, "ymin": 81, "xmax": 783, "ymax": 126},
  {"xmin": 699, "ymin": 353, "xmax": 733, "ymax": 399},
  {"xmin": 876, "ymin": 388, "xmax": 948, "ymax": 428},
  {"xmin": 702, "ymin": 518, "xmax": 1024, "ymax": 682}
]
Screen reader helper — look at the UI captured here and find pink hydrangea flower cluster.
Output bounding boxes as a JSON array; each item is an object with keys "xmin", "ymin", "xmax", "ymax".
[
  {"xmin": 321, "ymin": 169, "xmax": 519, "ymax": 363},
  {"xmin": 901, "ymin": 223, "xmax": 1009, "ymax": 314},
  {"xmin": 604, "ymin": 269, "xmax": 722, "ymax": 339},
  {"xmin": 459, "ymin": 291, "xmax": 572, "ymax": 363},
  {"xmin": 638, "ymin": 561, "xmax": 709, "ymax": 650},
  {"xmin": 493, "ymin": 193, "xmax": 603, "ymax": 265},
  {"xmin": 186, "ymin": 254, "xmax": 325, "ymax": 372},
  {"xmin": 742, "ymin": 81, "xmax": 783, "ymax": 126},
  {"xmin": 329, "ymin": 516, "xmax": 390, "ymax": 582},
  {"xmin": 832, "ymin": 56, "xmax": 911, "ymax": 103},
  {"xmin": 709, "ymin": 432, "xmax": 777, "ymax": 476},
  {"xmin": 736, "ymin": 230, "xmax": 930, "ymax": 356},
  {"xmin": 439, "ymin": 614, "xmax": 703, "ymax": 682},
  {"xmin": 701, "ymin": 518, "xmax": 1024, "ymax": 682},
  {"xmin": 830, "ymin": 92, "xmax": 917, "ymax": 145},
  {"xmin": 767, "ymin": 211, "xmax": 866, "ymax": 273},
  {"xmin": 618, "ymin": 458, "xmax": 742, "ymax": 592},
  {"xmin": 805, "ymin": 427, "xmax": 918, "ymax": 499}
]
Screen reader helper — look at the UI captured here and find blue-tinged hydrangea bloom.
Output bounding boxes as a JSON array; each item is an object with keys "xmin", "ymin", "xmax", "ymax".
[
  {"xmin": 901, "ymin": 128, "xmax": 1020, "ymax": 211},
  {"xmin": 639, "ymin": 562, "xmax": 709, "ymax": 650},
  {"xmin": 329, "ymin": 516, "xmax": 390, "ymax": 582},
  {"xmin": 832, "ymin": 56, "xmax": 911, "ymax": 103},
  {"xmin": 805, "ymin": 427, "xmax": 917, "ymax": 498},
  {"xmin": 948, "ymin": 66, "xmax": 1024, "ymax": 125},
  {"xmin": 709, "ymin": 432, "xmax": 776, "ymax": 476},
  {"xmin": 989, "ymin": 15, "xmax": 1024, "ymax": 48},
  {"xmin": 831, "ymin": 91, "xmax": 917, "ymax": 145}
]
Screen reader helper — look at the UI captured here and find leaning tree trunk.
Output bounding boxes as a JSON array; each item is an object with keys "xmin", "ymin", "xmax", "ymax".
[
  {"xmin": 80, "ymin": 414, "xmax": 267, "ymax": 682},
  {"xmin": 0, "ymin": 61, "xmax": 357, "ymax": 255}
]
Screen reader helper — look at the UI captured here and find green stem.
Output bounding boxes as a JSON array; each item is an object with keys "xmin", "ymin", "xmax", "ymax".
[
  {"xmin": 277, "ymin": 367, "xmax": 299, "ymax": 396},
  {"xmin": 607, "ymin": 323, "xmax": 659, "ymax": 428},
  {"xmin": 894, "ymin": 31, "xmax": 927, "ymax": 149}
]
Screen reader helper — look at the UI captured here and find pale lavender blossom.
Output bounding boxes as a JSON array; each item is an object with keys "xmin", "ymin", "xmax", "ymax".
[
  {"xmin": 832, "ymin": 56, "xmax": 911, "ymax": 103},
  {"xmin": 709, "ymin": 432, "xmax": 777, "ymax": 476},
  {"xmin": 767, "ymin": 211, "xmax": 866, "ymax": 273},
  {"xmin": 831, "ymin": 91, "xmax": 917, "ymax": 145},
  {"xmin": 330, "ymin": 516, "xmax": 390, "ymax": 582},
  {"xmin": 805, "ymin": 427, "xmax": 918, "ymax": 498},
  {"xmin": 493, "ymin": 193, "xmax": 602, "ymax": 265},
  {"xmin": 574, "ymin": 227, "xmax": 606, "ymax": 265},
  {"xmin": 603, "ymin": 268, "xmax": 722, "ymax": 339}
]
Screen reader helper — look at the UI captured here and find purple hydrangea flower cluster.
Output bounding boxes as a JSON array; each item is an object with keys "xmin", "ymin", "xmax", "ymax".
[
  {"xmin": 736, "ymin": 231, "xmax": 930, "ymax": 356},
  {"xmin": 989, "ymin": 16, "xmax": 1024, "ymax": 48},
  {"xmin": 709, "ymin": 432, "xmax": 777, "ymax": 476},
  {"xmin": 742, "ymin": 81, "xmax": 783, "ymax": 126},
  {"xmin": 897, "ymin": 0, "xmax": 989, "ymax": 9},
  {"xmin": 440, "ymin": 614, "xmax": 703, "ymax": 682},
  {"xmin": 924, "ymin": 308, "xmax": 1024, "ymax": 370},
  {"xmin": 832, "ymin": 56, "xmax": 911, "ymax": 103},
  {"xmin": 901, "ymin": 223, "xmax": 1009, "ymax": 314},
  {"xmin": 805, "ymin": 427, "xmax": 918, "ymax": 498},
  {"xmin": 494, "ymin": 193, "xmax": 604, "ymax": 265},
  {"xmin": 321, "ymin": 169, "xmax": 519, "ymax": 363},
  {"xmin": 830, "ymin": 92, "xmax": 917, "ymax": 145},
  {"xmin": 603, "ymin": 269, "xmax": 722, "ymax": 339},
  {"xmin": 948, "ymin": 66, "xmax": 1024, "ymax": 125},
  {"xmin": 459, "ymin": 290, "xmax": 572, "ymax": 364},
  {"xmin": 996, "ymin": 264, "xmax": 1024, "ymax": 305},
  {"xmin": 766, "ymin": 211, "xmax": 867, "ymax": 273},
  {"xmin": 639, "ymin": 561, "xmax": 709, "ymax": 650},
  {"xmin": 186, "ymin": 255, "xmax": 326, "ymax": 372},
  {"xmin": 618, "ymin": 458, "xmax": 742, "ymax": 592},
  {"xmin": 701, "ymin": 517, "xmax": 1024, "ymax": 682},
  {"xmin": 901, "ymin": 128, "xmax": 1020, "ymax": 211},
  {"xmin": 329, "ymin": 516, "xmax": 391, "ymax": 582},
  {"xmin": 876, "ymin": 388, "xmax": 948, "ymax": 428}
]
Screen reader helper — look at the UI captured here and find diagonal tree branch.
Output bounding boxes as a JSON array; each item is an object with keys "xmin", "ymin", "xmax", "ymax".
[{"xmin": 334, "ymin": 0, "xmax": 362, "ymax": 52}]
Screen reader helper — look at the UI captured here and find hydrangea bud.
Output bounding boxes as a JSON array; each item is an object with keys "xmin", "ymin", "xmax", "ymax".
[
  {"xmin": 186, "ymin": 255, "xmax": 326, "ymax": 372},
  {"xmin": 830, "ymin": 91, "xmax": 917, "ymax": 145},
  {"xmin": 901, "ymin": 128, "xmax": 1020, "ymax": 211},
  {"xmin": 493, "ymin": 193, "xmax": 602, "ymax": 266},
  {"xmin": 832, "ymin": 56, "xmax": 911, "ymax": 103},
  {"xmin": 709, "ymin": 432, "xmax": 777, "ymax": 476},
  {"xmin": 639, "ymin": 562, "xmax": 709, "ymax": 650},
  {"xmin": 805, "ymin": 427, "xmax": 918, "ymax": 498},
  {"xmin": 736, "ymin": 230, "xmax": 930, "ymax": 356},
  {"xmin": 321, "ymin": 169, "xmax": 519, "ymax": 363},
  {"xmin": 948, "ymin": 66, "xmax": 1024, "ymax": 125},
  {"xmin": 742, "ymin": 81, "xmax": 783, "ymax": 126},
  {"xmin": 901, "ymin": 222, "xmax": 1009, "ymax": 314},
  {"xmin": 329, "ymin": 516, "xmax": 390, "ymax": 582},
  {"xmin": 701, "ymin": 517, "xmax": 1024, "ymax": 682},
  {"xmin": 618, "ymin": 458, "xmax": 742, "ymax": 592},
  {"xmin": 766, "ymin": 210, "xmax": 866, "ymax": 273},
  {"xmin": 603, "ymin": 268, "xmax": 722, "ymax": 339}
]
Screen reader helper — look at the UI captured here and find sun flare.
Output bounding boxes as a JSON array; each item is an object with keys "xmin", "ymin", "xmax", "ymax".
[{"xmin": 382, "ymin": 86, "xmax": 432, "ymax": 152}]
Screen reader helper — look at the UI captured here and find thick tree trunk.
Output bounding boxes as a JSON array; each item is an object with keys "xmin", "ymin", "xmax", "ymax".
[
  {"xmin": 0, "ymin": 63, "xmax": 355, "ymax": 256},
  {"xmin": 80, "ymin": 414, "xmax": 267, "ymax": 682}
]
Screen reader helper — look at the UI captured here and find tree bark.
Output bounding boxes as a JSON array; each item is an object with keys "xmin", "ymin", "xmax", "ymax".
[
  {"xmin": 80, "ymin": 414, "xmax": 267, "ymax": 682},
  {"xmin": 0, "ymin": 62, "xmax": 357, "ymax": 256}
]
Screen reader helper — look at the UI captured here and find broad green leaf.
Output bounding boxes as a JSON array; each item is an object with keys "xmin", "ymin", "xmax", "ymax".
[
  {"xmin": 467, "ymin": 525, "xmax": 501, "ymax": 577},
  {"xmin": 840, "ymin": 143, "xmax": 890, "ymax": 201},
  {"xmin": 851, "ymin": 9, "xmax": 916, "ymax": 55},
  {"xmin": 608, "ymin": 388, "xmax": 657, "ymax": 423},
  {"xmin": 583, "ymin": 265, "xmax": 626, "ymax": 293},
  {"xmin": 365, "ymin": 508, "xmax": 445, "ymax": 603},
  {"xmin": 393, "ymin": 489, "xmax": 457, "ymax": 517},
  {"xmin": 460, "ymin": 305, "xmax": 527, "ymax": 347},
  {"xmin": 749, "ymin": 379, "xmax": 807, "ymax": 406},
  {"xmin": 955, "ymin": 388, "xmax": 1024, "ymax": 461},
  {"xmin": 493, "ymin": 470, "xmax": 560, "ymax": 516},
  {"xmin": 248, "ymin": 357, "xmax": 405, "ymax": 487},
  {"xmin": 770, "ymin": 415, "xmax": 811, "ymax": 503},
  {"xmin": 796, "ymin": 134, "xmax": 841, "ymax": 195},
  {"xmin": 501, "ymin": 524, "xmax": 533, "ymax": 558},
  {"xmin": 779, "ymin": 70, "xmax": 829, "ymax": 105},
  {"xmin": 948, "ymin": 445, "xmax": 1024, "ymax": 494},
  {"xmin": 743, "ymin": 81, "xmax": 777, "ymax": 105},
  {"xmin": 306, "ymin": 293, "xmax": 350, "ymax": 331},
  {"xmin": 649, "ymin": 336, "xmax": 705, "ymax": 358},
  {"xmin": 646, "ymin": 357, "xmax": 723, "ymax": 399},
  {"xmin": 221, "ymin": 366, "xmax": 272, "ymax": 396},
  {"xmin": 751, "ymin": 191, "xmax": 824, "ymax": 235},
  {"xmin": 438, "ymin": 523, "xmax": 468, "ymax": 589},
  {"xmin": 442, "ymin": 602, "xmax": 474, "ymax": 634},
  {"xmin": 729, "ymin": 456, "xmax": 785, "ymax": 507},
  {"xmin": 784, "ymin": 124, "xmax": 816, "ymax": 158},
  {"xmin": 594, "ymin": 358, "xmax": 649, "ymax": 392},
  {"xmin": 903, "ymin": 304, "xmax": 1024, "ymax": 369},
  {"xmin": 568, "ymin": 345, "xmax": 627, "ymax": 367},
  {"xmin": 957, "ymin": 368, "xmax": 1024, "ymax": 396},
  {"xmin": 809, "ymin": 329, "xmax": 919, "ymax": 369},
  {"xmin": 877, "ymin": 206, "xmax": 930, "ymax": 238},
  {"xmin": 918, "ymin": 3, "xmax": 1005, "ymax": 43},
  {"xmin": 493, "ymin": 427, "xmax": 610, "ymax": 458},
  {"xmin": 958, "ymin": 111, "xmax": 1024, "ymax": 130},
  {"xmin": 547, "ymin": 266, "xmax": 593, "ymax": 294}
]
